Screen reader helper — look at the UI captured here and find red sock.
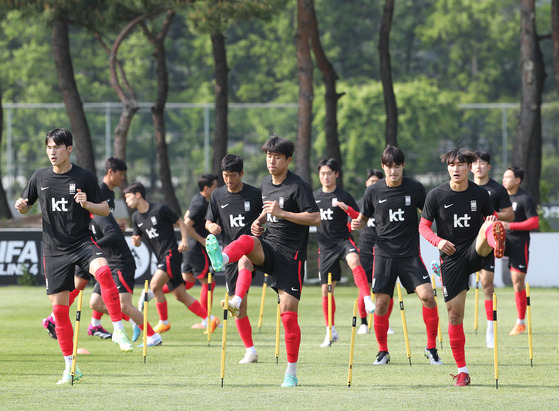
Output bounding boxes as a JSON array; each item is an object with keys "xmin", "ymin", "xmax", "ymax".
[
  {"xmin": 352, "ymin": 265, "xmax": 370, "ymax": 299},
  {"xmin": 92, "ymin": 310, "xmax": 103, "ymax": 320},
  {"xmin": 121, "ymin": 313, "xmax": 130, "ymax": 322},
  {"xmin": 185, "ymin": 281, "xmax": 195, "ymax": 290},
  {"xmin": 68, "ymin": 289, "xmax": 80, "ymax": 307},
  {"xmin": 388, "ymin": 298, "xmax": 394, "ymax": 317},
  {"xmin": 374, "ymin": 312, "xmax": 389, "ymax": 352},
  {"xmin": 235, "ymin": 268, "xmax": 252, "ymax": 299},
  {"xmin": 139, "ymin": 322, "xmax": 156, "ymax": 337},
  {"xmin": 95, "ymin": 266, "xmax": 122, "ymax": 322},
  {"xmin": 448, "ymin": 323, "xmax": 466, "ymax": 368},
  {"xmin": 358, "ymin": 294, "xmax": 367, "ymax": 319},
  {"xmin": 156, "ymin": 301, "xmax": 168, "ymax": 322},
  {"xmin": 515, "ymin": 289, "xmax": 527, "ymax": 320},
  {"xmin": 53, "ymin": 305, "xmax": 73, "ymax": 356},
  {"xmin": 321, "ymin": 296, "xmax": 336, "ymax": 326},
  {"xmin": 223, "ymin": 235, "xmax": 254, "ymax": 264},
  {"xmin": 188, "ymin": 300, "xmax": 208, "ymax": 319},
  {"xmin": 485, "ymin": 222, "xmax": 496, "ymax": 248},
  {"xmin": 485, "ymin": 300, "xmax": 493, "ymax": 321},
  {"xmin": 423, "ymin": 305, "xmax": 439, "ymax": 349},
  {"xmin": 281, "ymin": 311, "xmax": 301, "ymax": 363},
  {"xmin": 235, "ymin": 316, "xmax": 254, "ymax": 348},
  {"xmin": 162, "ymin": 283, "xmax": 170, "ymax": 294}
]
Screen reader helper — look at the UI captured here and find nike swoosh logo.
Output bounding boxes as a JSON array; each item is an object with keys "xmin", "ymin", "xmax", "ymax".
[
  {"xmin": 291, "ymin": 287, "xmax": 299, "ymax": 292},
  {"xmin": 423, "ymin": 275, "xmax": 429, "ymax": 279},
  {"xmin": 518, "ymin": 265, "xmax": 525, "ymax": 268},
  {"xmin": 96, "ymin": 252, "xmax": 103, "ymax": 255},
  {"xmin": 379, "ymin": 199, "xmax": 387, "ymax": 203},
  {"xmin": 221, "ymin": 204, "xmax": 229, "ymax": 209},
  {"xmin": 40, "ymin": 187, "xmax": 49, "ymax": 191},
  {"xmin": 262, "ymin": 196, "xmax": 267, "ymax": 199},
  {"xmin": 444, "ymin": 204, "xmax": 453, "ymax": 208},
  {"xmin": 315, "ymin": 200, "xmax": 321, "ymax": 203},
  {"xmin": 138, "ymin": 223, "xmax": 144, "ymax": 227}
]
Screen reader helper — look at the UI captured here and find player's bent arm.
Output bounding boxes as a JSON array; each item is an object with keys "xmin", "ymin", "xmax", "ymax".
[
  {"xmin": 84, "ymin": 201, "xmax": 110, "ymax": 217},
  {"xmin": 205, "ymin": 220, "xmax": 222, "ymax": 235},
  {"xmin": 497, "ymin": 206, "xmax": 514, "ymax": 222},
  {"xmin": 15, "ymin": 198, "xmax": 30, "ymax": 214},
  {"xmin": 131, "ymin": 235, "xmax": 141, "ymax": 247},
  {"xmin": 184, "ymin": 217, "xmax": 205, "ymax": 245},
  {"xmin": 176, "ymin": 218, "xmax": 189, "ymax": 251},
  {"xmin": 505, "ymin": 215, "xmax": 539, "ymax": 231},
  {"xmin": 280, "ymin": 210, "xmax": 321, "ymax": 226},
  {"xmin": 351, "ymin": 213, "xmax": 368, "ymax": 231}
]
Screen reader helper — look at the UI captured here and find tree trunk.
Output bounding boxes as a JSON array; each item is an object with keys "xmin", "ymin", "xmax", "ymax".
[
  {"xmin": 308, "ymin": 0, "xmax": 344, "ymax": 187},
  {"xmin": 211, "ymin": 31, "xmax": 228, "ymax": 185},
  {"xmin": 52, "ymin": 19, "xmax": 96, "ymax": 177},
  {"xmin": 295, "ymin": 0, "xmax": 314, "ymax": 186},
  {"xmin": 379, "ymin": 0, "xmax": 398, "ymax": 147},
  {"xmin": 0, "ymin": 83, "xmax": 13, "ymax": 219},
  {"xmin": 552, "ymin": 0, "xmax": 559, "ymax": 97},
  {"xmin": 513, "ymin": 0, "xmax": 545, "ymax": 204}
]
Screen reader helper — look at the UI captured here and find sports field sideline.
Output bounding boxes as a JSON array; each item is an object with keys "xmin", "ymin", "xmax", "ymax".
[{"xmin": 2, "ymin": 284, "xmax": 559, "ymax": 410}]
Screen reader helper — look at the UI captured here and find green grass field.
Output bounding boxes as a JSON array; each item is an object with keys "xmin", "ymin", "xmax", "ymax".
[{"xmin": 2, "ymin": 284, "xmax": 559, "ymax": 410}]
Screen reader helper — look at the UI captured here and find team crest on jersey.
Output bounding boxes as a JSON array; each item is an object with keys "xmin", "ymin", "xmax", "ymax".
[
  {"xmin": 279, "ymin": 197, "xmax": 284, "ymax": 208},
  {"xmin": 151, "ymin": 216, "xmax": 157, "ymax": 225},
  {"xmin": 512, "ymin": 201, "xmax": 517, "ymax": 211},
  {"xmin": 470, "ymin": 200, "xmax": 477, "ymax": 212},
  {"xmin": 405, "ymin": 196, "xmax": 411, "ymax": 206},
  {"xmin": 69, "ymin": 184, "xmax": 76, "ymax": 194},
  {"xmin": 244, "ymin": 201, "xmax": 250, "ymax": 212}
]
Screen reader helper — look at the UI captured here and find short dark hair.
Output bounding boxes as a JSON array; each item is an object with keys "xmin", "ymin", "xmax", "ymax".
[
  {"xmin": 441, "ymin": 148, "xmax": 476, "ymax": 165},
  {"xmin": 198, "ymin": 174, "xmax": 217, "ymax": 191},
  {"xmin": 104, "ymin": 157, "xmax": 127, "ymax": 173},
  {"xmin": 261, "ymin": 135, "xmax": 294, "ymax": 159},
  {"xmin": 123, "ymin": 182, "xmax": 146, "ymax": 199},
  {"xmin": 381, "ymin": 145, "xmax": 405, "ymax": 166},
  {"xmin": 45, "ymin": 128, "xmax": 73, "ymax": 147},
  {"xmin": 221, "ymin": 154, "xmax": 243, "ymax": 173},
  {"xmin": 474, "ymin": 151, "xmax": 491, "ymax": 164},
  {"xmin": 507, "ymin": 166, "xmax": 524, "ymax": 182},
  {"xmin": 316, "ymin": 158, "xmax": 339, "ymax": 173},
  {"xmin": 367, "ymin": 169, "xmax": 383, "ymax": 180}
]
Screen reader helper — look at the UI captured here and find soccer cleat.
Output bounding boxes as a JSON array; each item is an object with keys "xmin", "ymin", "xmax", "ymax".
[
  {"xmin": 387, "ymin": 326, "xmax": 395, "ymax": 335},
  {"xmin": 137, "ymin": 289, "xmax": 155, "ymax": 312},
  {"xmin": 492, "ymin": 221, "xmax": 506, "ymax": 259},
  {"xmin": 451, "ymin": 372, "xmax": 471, "ymax": 387},
  {"xmin": 153, "ymin": 322, "xmax": 171, "ymax": 334},
  {"xmin": 87, "ymin": 324, "xmax": 112, "ymax": 339},
  {"xmin": 56, "ymin": 365, "xmax": 83, "ymax": 385},
  {"xmin": 191, "ymin": 322, "xmax": 206, "ymax": 329},
  {"xmin": 486, "ymin": 330, "xmax": 494, "ymax": 348},
  {"xmin": 205, "ymin": 234, "xmax": 224, "ymax": 272},
  {"xmin": 239, "ymin": 350, "xmax": 259, "ymax": 364},
  {"xmin": 221, "ymin": 297, "xmax": 241, "ymax": 318},
  {"xmin": 364, "ymin": 296, "xmax": 376, "ymax": 314},
  {"xmin": 112, "ymin": 328, "xmax": 134, "ymax": 352},
  {"xmin": 203, "ymin": 316, "xmax": 221, "ymax": 334},
  {"xmin": 42, "ymin": 315, "xmax": 57, "ymax": 339},
  {"xmin": 281, "ymin": 374, "xmax": 298, "ymax": 387},
  {"xmin": 357, "ymin": 324, "xmax": 369, "ymax": 335},
  {"xmin": 132, "ymin": 324, "xmax": 142, "ymax": 342},
  {"xmin": 424, "ymin": 347, "xmax": 443, "ymax": 365},
  {"xmin": 373, "ymin": 351, "xmax": 390, "ymax": 365},
  {"xmin": 320, "ymin": 331, "xmax": 339, "ymax": 347},
  {"xmin": 138, "ymin": 333, "xmax": 162, "ymax": 347},
  {"xmin": 431, "ymin": 260, "xmax": 440, "ymax": 277},
  {"xmin": 508, "ymin": 323, "xmax": 526, "ymax": 335}
]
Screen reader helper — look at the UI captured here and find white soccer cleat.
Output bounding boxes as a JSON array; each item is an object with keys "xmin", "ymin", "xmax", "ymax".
[
  {"xmin": 364, "ymin": 296, "xmax": 376, "ymax": 314},
  {"xmin": 320, "ymin": 330, "xmax": 339, "ymax": 347},
  {"xmin": 357, "ymin": 324, "xmax": 369, "ymax": 335},
  {"xmin": 387, "ymin": 326, "xmax": 395, "ymax": 335},
  {"xmin": 239, "ymin": 350, "xmax": 259, "ymax": 364},
  {"xmin": 424, "ymin": 347, "xmax": 443, "ymax": 365}
]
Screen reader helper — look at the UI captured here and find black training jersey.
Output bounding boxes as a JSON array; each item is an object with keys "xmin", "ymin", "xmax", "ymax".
[
  {"xmin": 313, "ymin": 187, "xmax": 358, "ymax": 247},
  {"xmin": 91, "ymin": 213, "xmax": 136, "ymax": 271},
  {"xmin": 422, "ymin": 181, "xmax": 494, "ymax": 255},
  {"xmin": 508, "ymin": 188, "xmax": 538, "ymax": 242},
  {"xmin": 362, "ymin": 177, "xmax": 425, "ymax": 258},
  {"xmin": 357, "ymin": 197, "xmax": 377, "ymax": 251},
  {"xmin": 100, "ymin": 182, "xmax": 116, "ymax": 212},
  {"xmin": 206, "ymin": 183, "xmax": 263, "ymax": 245},
  {"xmin": 132, "ymin": 203, "xmax": 180, "ymax": 261},
  {"xmin": 22, "ymin": 164, "xmax": 105, "ymax": 253},
  {"xmin": 479, "ymin": 178, "xmax": 511, "ymax": 213},
  {"xmin": 187, "ymin": 193, "xmax": 210, "ymax": 252},
  {"xmin": 261, "ymin": 171, "xmax": 319, "ymax": 260}
]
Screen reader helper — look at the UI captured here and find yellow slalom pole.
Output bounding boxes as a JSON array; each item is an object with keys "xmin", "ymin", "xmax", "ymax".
[
  {"xmin": 207, "ymin": 272, "xmax": 212, "ymax": 346},
  {"xmin": 526, "ymin": 282, "xmax": 533, "ymax": 367},
  {"xmin": 71, "ymin": 290, "xmax": 83, "ymax": 385},
  {"xmin": 474, "ymin": 272, "xmax": 480, "ymax": 334},
  {"xmin": 221, "ymin": 292, "xmax": 229, "ymax": 387},
  {"xmin": 142, "ymin": 280, "xmax": 149, "ymax": 363},
  {"xmin": 397, "ymin": 282, "xmax": 411, "ymax": 366},
  {"xmin": 328, "ymin": 273, "xmax": 333, "ymax": 346},
  {"xmin": 493, "ymin": 292, "xmax": 498, "ymax": 389},
  {"xmin": 368, "ymin": 291, "xmax": 373, "ymax": 332},
  {"xmin": 347, "ymin": 299, "xmax": 358, "ymax": 388},
  {"xmin": 431, "ymin": 274, "xmax": 443, "ymax": 348},
  {"xmin": 258, "ymin": 274, "xmax": 268, "ymax": 333},
  {"xmin": 275, "ymin": 295, "xmax": 281, "ymax": 365}
]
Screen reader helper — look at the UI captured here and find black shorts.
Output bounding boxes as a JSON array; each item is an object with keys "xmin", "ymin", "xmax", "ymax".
[
  {"xmin": 224, "ymin": 263, "xmax": 256, "ymax": 295},
  {"xmin": 359, "ymin": 252, "xmax": 374, "ymax": 284},
  {"xmin": 91, "ymin": 266, "xmax": 135, "ymax": 295},
  {"xmin": 182, "ymin": 248, "xmax": 211, "ymax": 279},
  {"xmin": 157, "ymin": 251, "xmax": 184, "ymax": 291},
  {"xmin": 317, "ymin": 239, "xmax": 359, "ymax": 284},
  {"xmin": 481, "ymin": 254, "xmax": 495, "ymax": 272},
  {"xmin": 440, "ymin": 241, "xmax": 493, "ymax": 302},
  {"xmin": 504, "ymin": 238, "xmax": 530, "ymax": 273},
  {"xmin": 44, "ymin": 241, "xmax": 104, "ymax": 295},
  {"xmin": 75, "ymin": 267, "xmax": 95, "ymax": 282},
  {"xmin": 372, "ymin": 255, "xmax": 430, "ymax": 297},
  {"xmin": 256, "ymin": 239, "xmax": 304, "ymax": 300}
]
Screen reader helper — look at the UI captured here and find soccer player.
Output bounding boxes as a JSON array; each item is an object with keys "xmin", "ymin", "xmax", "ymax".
[
  {"xmin": 501, "ymin": 166, "xmax": 539, "ymax": 335},
  {"xmin": 472, "ymin": 151, "xmax": 514, "ymax": 347},
  {"xmin": 352, "ymin": 146, "xmax": 441, "ymax": 366},
  {"xmin": 15, "ymin": 128, "xmax": 133, "ymax": 384},
  {"xmin": 419, "ymin": 148, "xmax": 506, "ymax": 387},
  {"xmin": 205, "ymin": 136, "xmax": 320, "ymax": 387},
  {"xmin": 313, "ymin": 158, "xmax": 375, "ymax": 347},
  {"xmin": 100, "ymin": 157, "xmax": 127, "ymax": 212},
  {"xmin": 124, "ymin": 182, "xmax": 212, "ymax": 334},
  {"xmin": 183, "ymin": 174, "xmax": 218, "ymax": 329},
  {"xmin": 205, "ymin": 154, "xmax": 263, "ymax": 363}
]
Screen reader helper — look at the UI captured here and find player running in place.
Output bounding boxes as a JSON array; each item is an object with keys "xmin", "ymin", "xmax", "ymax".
[
  {"xmin": 313, "ymin": 158, "xmax": 375, "ymax": 347},
  {"xmin": 183, "ymin": 174, "xmax": 218, "ymax": 330},
  {"xmin": 124, "ymin": 182, "xmax": 213, "ymax": 334},
  {"xmin": 15, "ymin": 128, "xmax": 133, "ymax": 384},
  {"xmin": 205, "ymin": 154, "xmax": 263, "ymax": 363},
  {"xmin": 472, "ymin": 151, "xmax": 514, "ymax": 347},
  {"xmin": 352, "ymin": 146, "xmax": 441, "ymax": 366},
  {"xmin": 205, "ymin": 136, "xmax": 320, "ymax": 387},
  {"xmin": 419, "ymin": 148, "xmax": 506, "ymax": 387},
  {"xmin": 501, "ymin": 166, "xmax": 539, "ymax": 336}
]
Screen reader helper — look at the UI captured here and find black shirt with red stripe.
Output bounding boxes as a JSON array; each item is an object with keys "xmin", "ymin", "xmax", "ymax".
[
  {"xmin": 313, "ymin": 187, "xmax": 358, "ymax": 248},
  {"xmin": 508, "ymin": 188, "xmax": 538, "ymax": 243},
  {"xmin": 479, "ymin": 178, "xmax": 511, "ymax": 213},
  {"xmin": 131, "ymin": 203, "xmax": 180, "ymax": 261}
]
